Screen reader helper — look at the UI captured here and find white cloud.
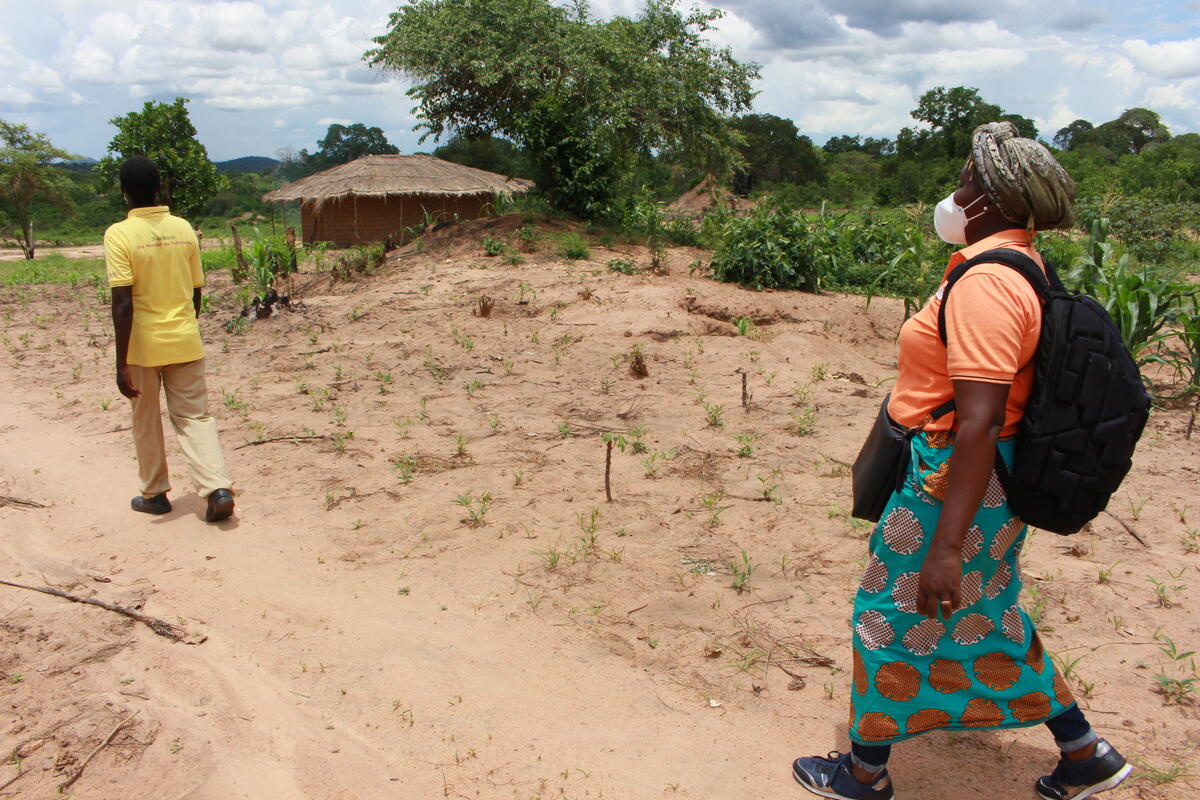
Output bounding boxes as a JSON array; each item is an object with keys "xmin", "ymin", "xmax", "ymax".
[
  {"xmin": 202, "ymin": 2, "xmax": 273, "ymax": 53},
  {"xmin": 1122, "ymin": 38, "xmax": 1200, "ymax": 79},
  {"xmin": 1, "ymin": 0, "xmax": 1197, "ymax": 159},
  {"xmin": 1143, "ymin": 79, "xmax": 1200, "ymax": 112},
  {"xmin": 317, "ymin": 117, "xmax": 352, "ymax": 126},
  {"xmin": 55, "ymin": 0, "xmax": 397, "ymax": 114},
  {"xmin": 0, "ymin": 85, "xmax": 38, "ymax": 104}
]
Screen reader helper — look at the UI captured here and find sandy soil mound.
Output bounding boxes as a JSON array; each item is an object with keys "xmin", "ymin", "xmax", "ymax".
[{"xmin": 1, "ymin": 220, "xmax": 1197, "ymax": 799}]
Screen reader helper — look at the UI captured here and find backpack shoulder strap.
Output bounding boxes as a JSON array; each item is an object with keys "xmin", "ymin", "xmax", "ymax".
[{"xmin": 937, "ymin": 248, "xmax": 1057, "ymax": 345}]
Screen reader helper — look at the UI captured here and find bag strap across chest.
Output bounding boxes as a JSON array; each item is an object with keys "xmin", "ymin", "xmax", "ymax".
[{"xmin": 936, "ymin": 248, "xmax": 1063, "ymax": 346}]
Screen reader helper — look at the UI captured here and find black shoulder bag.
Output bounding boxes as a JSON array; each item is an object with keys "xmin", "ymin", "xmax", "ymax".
[{"xmin": 851, "ymin": 393, "xmax": 955, "ymax": 522}]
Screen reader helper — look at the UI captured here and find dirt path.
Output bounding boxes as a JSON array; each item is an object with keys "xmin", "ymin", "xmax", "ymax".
[{"xmin": 1, "ymin": 218, "xmax": 1196, "ymax": 799}]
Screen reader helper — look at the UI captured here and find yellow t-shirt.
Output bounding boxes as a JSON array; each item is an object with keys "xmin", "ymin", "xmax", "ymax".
[{"xmin": 105, "ymin": 206, "xmax": 205, "ymax": 367}]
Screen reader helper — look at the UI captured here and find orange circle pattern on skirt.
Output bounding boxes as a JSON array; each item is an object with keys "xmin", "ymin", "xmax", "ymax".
[
  {"xmin": 1053, "ymin": 674, "xmax": 1076, "ymax": 707},
  {"xmin": 857, "ymin": 712, "xmax": 901, "ymax": 742},
  {"xmin": 1009, "ymin": 691, "xmax": 1053, "ymax": 722},
  {"xmin": 875, "ymin": 662, "xmax": 922, "ymax": 702},
  {"xmin": 974, "ymin": 652, "xmax": 1022, "ymax": 691},
  {"xmin": 853, "ymin": 648, "xmax": 868, "ymax": 696},
  {"xmin": 1026, "ymin": 634, "xmax": 1047, "ymax": 674},
  {"xmin": 928, "ymin": 659, "xmax": 973, "ymax": 693},
  {"xmin": 906, "ymin": 708, "xmax": 953, "ymax": 735},
  {"xmin": 960, "ymin": 697, "xmax": 1005, "ymax": 727}
]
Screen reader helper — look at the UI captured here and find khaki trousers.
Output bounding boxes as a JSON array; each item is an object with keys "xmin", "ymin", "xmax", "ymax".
[{"xmin": 129, "ymin": 359, "xmax": 231, "ymax": 499}]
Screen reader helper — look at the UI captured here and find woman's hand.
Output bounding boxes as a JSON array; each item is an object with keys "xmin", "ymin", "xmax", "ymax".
[{"xmin": 916, "ymin": 547, "xmax": 962, "ymax": 619}]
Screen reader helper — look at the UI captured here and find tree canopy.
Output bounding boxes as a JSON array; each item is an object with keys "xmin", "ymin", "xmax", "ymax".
[
  {"xmin": 730, "ymin": 114, "xmax": 823, "ymax": 195},
  {"xmin": 433, "ymin": 134, "xmax": 532, "ymax": 179},
  {"xmin": 97, "ymin": 98, "xmax": 224, "ymax": 221},
  {"xmin": 367, "ymin": 0, "xmax": 759, "ymax": 216},
  {"xmin": 908, "ymin": 86, "xmax": 1003, "ymax": 158},
  {"xmin": 302, "ymin": 123, "xmax": 399, "ymax": 171},
  {"xmin": 1057, "ymin": 108, "xmax": 1171, "ymax": 158},
  {"xmin": 0, "ymin": 120, "xmax": 76, "ymax": 259}
]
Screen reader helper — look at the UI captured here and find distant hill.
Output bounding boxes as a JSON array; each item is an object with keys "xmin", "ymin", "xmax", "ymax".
[{"xmin": 217, "ymin": 156, "xmax": 280, "ymax": 174}]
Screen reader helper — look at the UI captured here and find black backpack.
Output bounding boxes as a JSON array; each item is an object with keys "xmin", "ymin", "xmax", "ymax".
[{"xmin": 937, "ymin": 248, "xmax": 1150, "ymax": 535}]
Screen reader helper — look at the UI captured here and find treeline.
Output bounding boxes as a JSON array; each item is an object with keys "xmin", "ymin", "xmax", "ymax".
[{"xmin": 2, "ymin": 88, "xmax": 1197, "ymax": 253}]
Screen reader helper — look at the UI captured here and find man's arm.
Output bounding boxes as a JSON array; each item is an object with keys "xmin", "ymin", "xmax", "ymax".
[
  {"xmin": 194, "ymin": 287, "xmax": 202, "ymax": 317},
  {"xmin": 111, "ymin": 286, "xmax": 139, "ymax": 399}
]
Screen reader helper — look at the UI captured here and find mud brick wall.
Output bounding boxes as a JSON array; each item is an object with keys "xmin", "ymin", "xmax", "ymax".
[{"xmin": 300, "ymin": 194, "xmax": 492, "ymax": 247}]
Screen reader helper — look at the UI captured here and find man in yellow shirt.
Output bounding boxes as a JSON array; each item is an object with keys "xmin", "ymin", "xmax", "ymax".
[{"xmin": 106, "ymin": 156, "xmax": 235, "ymax": 522}]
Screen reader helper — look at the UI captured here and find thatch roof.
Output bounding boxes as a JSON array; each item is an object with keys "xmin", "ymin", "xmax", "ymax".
[{"xmin": 262, "ymin": 154, "xmax": 533, "ymax": 203}]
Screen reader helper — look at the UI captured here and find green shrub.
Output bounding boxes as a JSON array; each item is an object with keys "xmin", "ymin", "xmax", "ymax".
[
  {"xmin": 481, "ymin": 236, "xmax": 505, "ymax": 256},
  {"xmin": 331, "ymin": 243, "xmax": 387, "ymax": 282},
  {"xmin": 1075, "ymin": 195, "xmax": 1200, "ymax": 264},
  {"xmin": 607, "ymin": 258, "xmax": 637, "ymax": 275},
  {"xmin": 1033, "ymin": 232, "xmax": 1085, "ymax": 271},
  {"xmin": 1066, "ymin": 218, "xmax": 1199, "ymax": 368},
  {"xmin": 558, "ymin": 232, "xmax": 590, "ymax": 260},
  {"xmin": 709, "ymin": 203, "xmax": 828, "ymax": 292}
]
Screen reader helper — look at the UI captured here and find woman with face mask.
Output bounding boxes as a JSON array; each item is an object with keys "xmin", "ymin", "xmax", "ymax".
[{"xmin": 792, "ymin": 122, "xmax": 1130, "ymax": 800}]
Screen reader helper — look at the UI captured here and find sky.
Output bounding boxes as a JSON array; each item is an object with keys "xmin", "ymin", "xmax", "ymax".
[{"xmin": 1, "ymin": 0, "xmax": 1198, "ymax": 162}]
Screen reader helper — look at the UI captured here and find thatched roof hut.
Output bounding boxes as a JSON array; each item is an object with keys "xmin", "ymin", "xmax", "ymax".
[{"xmin": 263, "ymin": 154, "xmax": 532, "ymax": 247}]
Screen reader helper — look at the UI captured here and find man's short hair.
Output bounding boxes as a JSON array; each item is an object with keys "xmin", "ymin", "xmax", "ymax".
[{"xmin": 119, "ymin": 156, "xmax": 161, "ymax": 205}]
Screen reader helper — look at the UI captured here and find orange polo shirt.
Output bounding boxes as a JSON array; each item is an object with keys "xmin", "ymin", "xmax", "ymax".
[{"xmin": 888, "ymin": 229, "xmax": 1045, "ymax": 438}]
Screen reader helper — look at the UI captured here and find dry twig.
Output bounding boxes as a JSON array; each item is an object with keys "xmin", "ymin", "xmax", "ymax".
[
  {"xmin": 234, "ymin": 434, "xmax": 331, "ymax": 450},
  {"xmin": 58, "ymin": 711, "xmax": 138, "ymax": 791},
  {"xmin": 0, "ymin": 579, "xmax": 204, "ymax": 644},
  {"xmin": 1103, "ymin": 510, "xmax": 1150, "ymax": 548},
  {"xmin": 0, "ymin": 495, "xmax": 46, "ymax": 510}
]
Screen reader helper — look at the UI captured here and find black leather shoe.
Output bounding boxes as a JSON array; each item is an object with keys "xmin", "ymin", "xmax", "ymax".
[
  {"xmin": 131, "ymin": 494, "xmax": 171, "ymax": 515},
  {"xmin": 205, "ymin": 488, "xmax": 235, "ymax": 522}
]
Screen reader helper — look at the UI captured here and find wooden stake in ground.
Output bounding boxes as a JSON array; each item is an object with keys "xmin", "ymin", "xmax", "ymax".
[
  {"xmin": 604, "ymin": 438, "xmax": 614, "ymax": 502},
  {"xmin": 0, "ymin": 579, "xmax": 204, "ymax": 644}
]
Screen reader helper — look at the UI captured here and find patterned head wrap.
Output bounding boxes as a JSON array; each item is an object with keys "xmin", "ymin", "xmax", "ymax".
[{"xmin": 969, "ymin": 121, "xmax": 1075, "ymax": 231}]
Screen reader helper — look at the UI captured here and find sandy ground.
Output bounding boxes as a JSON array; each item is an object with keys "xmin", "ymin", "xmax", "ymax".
[{"xmin": 1, "ymin": 215, "xmax": 1198, "ymax": 800}]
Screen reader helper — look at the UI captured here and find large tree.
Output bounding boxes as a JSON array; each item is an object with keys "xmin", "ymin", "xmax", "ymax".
[
  {"xmin": 1054, "ymin": 119, "xmax": 1094, "ymax": 151},
  {"xmin": 433, "ymin": 134, "xmax": 531, "ymax": 178},
  {"xmin": 730, "ymin": 113, "xmax": 823, "ymax": 194},
  {"xmin": 303, "ymin": 123, "xmax": 400, "ymax": 171},
  {"xmin": 97, "ymin": 97, "xmax": 223, "ymax": 221},
  {"xmin": 0, "ymin": 121, "xmax": 76, "ymax": 259},
  {"xmin": 910, "ymin": 86, "xmax": 1003, "ymax": 159},
  {"xmin": 367, "ymin": 0, "xmax": 759, "ymax": 216}
]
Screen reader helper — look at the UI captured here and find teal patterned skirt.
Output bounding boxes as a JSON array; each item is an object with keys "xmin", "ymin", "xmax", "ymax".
[{"xmin": 848, "ymin": 433, "xmax": 1074, "ymax": 745}]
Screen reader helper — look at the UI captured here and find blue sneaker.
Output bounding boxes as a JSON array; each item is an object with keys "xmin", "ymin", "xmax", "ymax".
[
  {"xmin": 1035, "ymin": 739, "xmax": 1132, "ymax": 800},
  {"xmin": 793, "ymin": 752, "xmax": 894, "ymax": 800}
]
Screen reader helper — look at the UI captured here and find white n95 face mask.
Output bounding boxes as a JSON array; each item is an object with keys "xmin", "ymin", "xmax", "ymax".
[{"xmin": 933, "ymin": 192, "xmax": 986, "ymax": 245}]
